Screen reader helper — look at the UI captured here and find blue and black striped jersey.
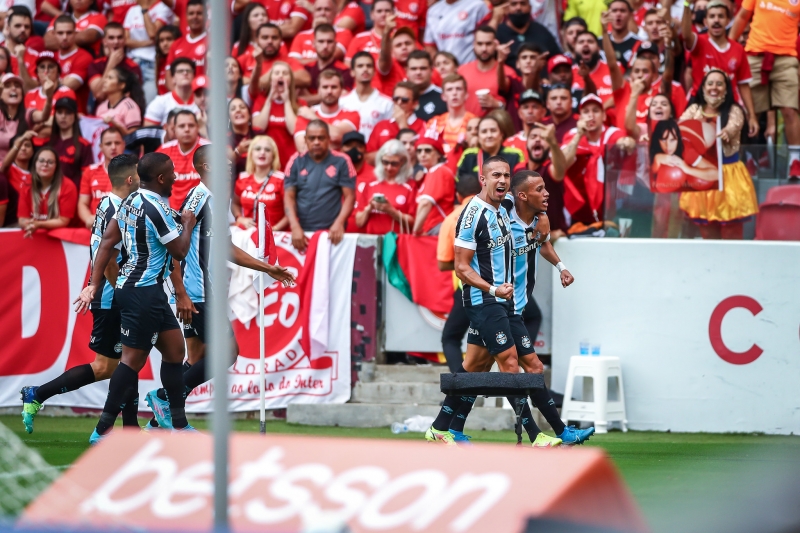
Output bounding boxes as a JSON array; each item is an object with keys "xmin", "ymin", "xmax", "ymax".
[
  {"xmin": 115, "ymin": 188, "xmax": 181, "ymax": 288},
  {"xmin": 180, "ymin": 182, "xmax": 212, "ymax": 303},
  {"xmin": 508, "ymin": 207, "xmax": 543, "ymax": 316},
  {"xmin": 89, "ymin": 193, "xmax": 123, "ymax": 309},
  {"xmin": 453, "ymin": 195, "xmax": 512, "ymax": 307}
]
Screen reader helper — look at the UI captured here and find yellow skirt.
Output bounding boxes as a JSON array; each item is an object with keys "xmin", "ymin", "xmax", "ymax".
[{"xmin": 679, "ymin": 161, "xmax": 759, "ymax": 224}]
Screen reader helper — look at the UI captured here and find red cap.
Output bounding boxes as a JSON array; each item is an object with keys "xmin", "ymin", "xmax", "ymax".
[
  {"xmin": 192, "ymin": 75, "xmax": 208, "ymax": 93},
  {"xmin": 36, "ymin": 50, "xmax": 59, "ymax": 67},
  {"xmin": 415, "ymin": 134, "xmax": 444, "ymax": 156},
  {"xmin": 579, "ymin": 93, "xmax": 603, "ymax": 110},
  {"xmin": 547, "ymin": 54, "xmax": 572, "ymax": 73}
]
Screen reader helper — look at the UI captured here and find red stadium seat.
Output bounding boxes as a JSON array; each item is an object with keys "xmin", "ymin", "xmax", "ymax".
[{"xmin": 755, "ymin": 185, "xmax": 800, "ymax": 241}]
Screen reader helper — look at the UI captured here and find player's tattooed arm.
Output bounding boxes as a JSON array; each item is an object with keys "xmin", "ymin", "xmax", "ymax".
[{"xmin": 74, "ymin": 219, "xmax": 122, "ymax": 314}]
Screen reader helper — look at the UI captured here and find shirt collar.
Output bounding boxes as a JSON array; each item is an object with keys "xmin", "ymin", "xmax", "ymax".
[
  {"xmin": 140, "ymin": 188, "xmax": 167, "ymax": 201},
  {"xmin": 473, "ymin": 194, "xmax": 498, "ymax": 213},
  {"xmin": 510, "ymin": 206, "xmax": 537, "ymax": 229}
]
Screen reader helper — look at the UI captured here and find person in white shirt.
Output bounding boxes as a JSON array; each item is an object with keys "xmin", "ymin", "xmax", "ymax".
[
  {"xmin": 124, "ymin": 0, "xmax": 174, "ymax": 103},
  {"xmin": 144, "ymin": 57, "xmax": 200, "ymax": 126},
  {"xmin": 339, "ymin": 51, "xmax": 392, "ymax": 140},
  {"xmin": 423, "ymin": 0, "xmax": 490, "ymax": 65}
]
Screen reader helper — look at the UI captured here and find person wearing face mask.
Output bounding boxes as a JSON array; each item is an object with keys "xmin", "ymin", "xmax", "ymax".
[
  {"xmin": 690, "ymin": 0, "xmax": 709, "ymax": 33},
  {"xmin": 678, "ymin": 69, "xmax": 758, "ymax": 240},
  {"xmin": 496, "ymin": 0, "xmax": 561, "ymax": 70},
  {"xmin": 341, "ymin": 131, "xmax": 375, "ymax": 232}
]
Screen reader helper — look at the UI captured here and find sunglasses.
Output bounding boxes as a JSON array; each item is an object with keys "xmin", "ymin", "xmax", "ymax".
[
  {"xmin": 416, "ymin": 147, "xmax": 433, "ymax": 154},
  {"xmin": 381, "ymin": 159, "xmax": 402, "ymax": 167},
  {"xmin": 393, "ymin": 96, "xmax": 411, "ymax": 104}
]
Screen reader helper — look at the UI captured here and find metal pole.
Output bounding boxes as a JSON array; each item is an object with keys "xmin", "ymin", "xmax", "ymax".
[
  {"xmin": 207, "ymin": 0, "xmax": 230, "ymax": 527},
  {"xmin": 258, "ymin": 204, "xmax": 266, "ymax": 434}
]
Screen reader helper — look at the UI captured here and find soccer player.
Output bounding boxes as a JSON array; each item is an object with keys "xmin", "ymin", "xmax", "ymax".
[
  {"xmin": 145, "ymin": 145, "xmax": 296, "ymax": 428},
  {"xmin": 21, "ymin": 154, "xmax": 141, "ymax": 434},
  {"xmin": 74, "ymin": 152, "xmax": 198, "ymax": 442}
]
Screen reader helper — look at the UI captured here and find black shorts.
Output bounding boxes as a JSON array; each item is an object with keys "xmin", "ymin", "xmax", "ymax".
[
  {"xmin": 115, "ymin": 284, "xmax": 180, "ymax": 351},
  {"xmin": 463, "ymin": 302, "xmax": 515, "ymax": 356},
  {"xmin": 183, "ymin": 302, "xmax": 234, "ymax": 343},
  {"xmin": 467, "ymin": 312, "xmax": 536, "ymax": 357},
  {"xmin": 88, "ymin": 307, "xmax": 122, "ymax": 359}
]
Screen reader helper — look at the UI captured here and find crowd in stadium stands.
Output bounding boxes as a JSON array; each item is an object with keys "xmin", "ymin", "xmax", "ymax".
[{"xmin": 0, "ymin": 0, "xmax": 796, "ymax": 242}]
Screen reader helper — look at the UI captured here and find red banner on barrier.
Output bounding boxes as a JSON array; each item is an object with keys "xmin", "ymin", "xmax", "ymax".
[{"xmin": 22, "ymin": 431, "xmax": 647, "ymax": 533}]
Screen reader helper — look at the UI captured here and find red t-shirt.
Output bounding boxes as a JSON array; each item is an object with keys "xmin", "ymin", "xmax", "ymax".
[
  {"xmin": 289, "ymin": 27, "xmax": 353, "ymax": 62},
  {"xmin": 57, "ymin": 47, "xmax": 93, "ymax": 112},
  {"xmin": 155, "ymin": 137, "xmax": 211, "ymax": 209},
  {"xmin": 688, "ymin": 34, "xmax": 751, "ymax": 104},
  {"xmin": 345, "ymin": 30, "xmax": 382, "ymax": 61},
  {"xmin": 356, "ymin": 179, "xmax": 415, "ymax": 234},
  {"xmin": 24, "ymin": 86, "xmax": 77, "ymax": 118},
  {"xmin": 415, "ymin": 162, "xmax": 454, "ymax": 233},
  {"xmin": 237, "ymin": 51, "xmax": 303, "ymax": 82},
  {"xmin": 504, "ymin": 132, "xmax": 528, "ymax": 165},
  {"xmin": 335, "ymin": 2, "xmax": 366, "ymax": 34},
  {"xmin": 571, "ymin": 61, "xmax": 614, "ymax": 103},
  {"xmin": 374, "ymin": 59, "xmax": 407, "ymax": 97},
  {"xmin": 295, "ymin": 105, "xmax": 360, "ymax": 140},
  {"xmin": 7, "ymin": 163, "xmax": 31, "ymax": 193},
  {"xmin": 367, "ymin": 115, "xmax": 426, "ymax": 153},
  {"xmin": 251, "ymin": 98, "xmax": 300, "ymax": 169},
  {"xmin": 166, "ymin": 33, "xmax": 208, "ymax": 76},
  {"xmin": 395, "ymin": 0, "xmax": 427, "ymax": 40},
  {"xmin": 457, "ymin": 60, "xmax": 518, "ymax": 116},
  {"xmin": 18, "ymin": 178, "xmax": 78, "ymax": 221},
  {"xmin": 346, "ymin": 163, "xmax": 375, "ymax": 231},
  {"xmin": 9, "ymin": 39, "xmax": 44, "ymax": 78},
  {"xmin": 108, "ymin": 0, "xmax": 138, "ymax": 22},
  {"xmin": 234, "ymin": 171, "xmax": 286, "ymax": 225},
  {"xmin": 79, "ymin": 162, "xmax": 112, "ymax": 214},
  {"xmin": 249, "ymin": 0, "xmax": 310, "ymax": 32},
  {"xmin": 48, "ymin": 11, "xmax": 107, "ymax": 56}
]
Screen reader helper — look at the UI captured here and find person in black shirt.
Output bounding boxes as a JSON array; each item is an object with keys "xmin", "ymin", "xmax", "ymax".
[
  {"xmin": 606, "ymin": 0, "xmax": 641, "ymax": 72},
  {"xmin": 497, "ymin": 0, "xmax": 561, "ymax": 70},
  {"xmin": 406, "ymin": 50, "xmax": 446, "ymax": 121}
]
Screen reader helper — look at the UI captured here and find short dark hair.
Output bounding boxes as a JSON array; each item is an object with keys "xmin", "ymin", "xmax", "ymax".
[
  {"xmin": 318, "ymin": 68, "xmax": 343, "ymax": 88},
  {"xmin": 193, "ymin": 144, "xmax": 209, "ymax": 170},
  {"xmin": 174, "ymin": 109, "xmax": 198, "ymax": 124},
  {"xmin": 306, "ymin": 119, "xmax": 329, "ymax": 135},
  {"xmin": 166, "ymin": 108, "xmax": 183, "ymax": 124},
  {"xmin": 396, "ymin": 128, "xmax": 416, "ymax": 140},
  {"xmin": 137, "ymin": 152, "xmax": 171, "ymax": 183},
  {"xmin": 53, "ymin": 14, "xmax": 75, "ymax": 29},
  {"xmin": 8, "ymin": 6, "xmax": 33, "ymax": 24},
  {"xmin": 257, "ymin": 22, "xmax": 282, "ymax": 36},
  {"xmin": 608, "ymin": 0, "xmax": 633, "ymax": 11},
  {"xmin": 372, "ymin": 0, "xmax": 394, "ymax": 10},
  {"xmin": 187, "ymin": 0, "xmax": 205, "ymax": 7},
  {"xmin": 575, "ymin": 30, "xmax": 598, "ymax": 43},
  {"xmin": 456, "ymin": 174, "xmax": 481, "ymax": 197},
  {"xmin": 511, "ymin": 170, "xmax": 541, "ymax": 193},
  {"xmin": 643, "ymin": 8, "xmax": 660, "ymax": 19},
  {"xmin": 407, "ymin": 50, "xmax": 432, "ymax": 66},
  {"xmin": 707, "ymin": 3, "xmax": 731, "ymax": 17},
  {"xmin": 475, "ymin": 25, "xmax": 496, "ymax": 37},
  {"xmin": 482, "ymin": 155, "xmax": 509, "ymax": 174},
  {"xmin": 108, "ymin": 153, "xmax": 139, "ymax": 187},
  {"xmin": 314, "ymin": 23, "xmax": 336, "ymax": 36},
  {"xmin": 351, "ymin": 51, "xmax": 374, "ymax": 68},
  {"xmin": 518, "ymin": 43, "xmax": 543, "ymax": 56},
  {"xmin": 170, "ymin": 57, "xmax": 196, "ymax": 76},
  {"xmin": 394, "ymin": 81, "xmax": 418, "ymax": 101},
  {"xmin": 100, "ymin": 126, "xmax": 124, "ymax": 143},
  {"xmin": 104, "ymin": 21, "xmax": 124, "ymax": 34},
  {"xmin": 563, "ymin": 17, "xmax": 587, "ymax": 30}
]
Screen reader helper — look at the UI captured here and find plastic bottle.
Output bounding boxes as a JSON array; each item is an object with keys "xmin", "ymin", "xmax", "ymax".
[{"xmin": 391, "ymin": 422, "xmax": 409, "ymax": 434}]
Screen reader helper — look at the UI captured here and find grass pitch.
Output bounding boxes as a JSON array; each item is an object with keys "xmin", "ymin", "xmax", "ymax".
[{"xmin": 4, "ymin": 415, "xmax": 800, "ymax": 531}]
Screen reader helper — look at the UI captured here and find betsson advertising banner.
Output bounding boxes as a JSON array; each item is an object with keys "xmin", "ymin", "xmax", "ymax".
[
  {"xmin": 0, "ymin": 229, "xmax": 354, "ymax": 411},
  {"xmin": 550, "ymin": 239, "xmax": 800, "ymax": 434}
]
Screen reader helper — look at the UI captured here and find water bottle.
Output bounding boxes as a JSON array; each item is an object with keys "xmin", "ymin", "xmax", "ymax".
[{"xmin": 391, "ymin": 422, "xmax": 409, "ymax": 434}]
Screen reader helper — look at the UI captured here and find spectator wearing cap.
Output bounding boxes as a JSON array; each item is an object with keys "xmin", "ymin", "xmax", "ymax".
[
  {"xmin": 412, "ymin": 135, "xmax": 454, "ymax": 236},
  {"xmin": 561, "ymin": 94, "xmax": 632, "ymax": 226},
  {"xmin": 50, "ymin": 15, "xmax": 94, "ymax": 113},
  {"xmin": 571, "ymin": 31, "xmax": 613, "ymax": 104},
  {"xmin": 425, "ymin": 74, "xmax": 476, "ymax": 157},
  {"xmin": 341, "ymin": 130, "xmax": 376, "ymax": 231},
  {"xmin": 251, "ymin": 62, "xmax": 303, "ymax": 167},
  {"xmin": 165, "ymin": 0, "xmax": 207, "ymax": 82},
  {"xmin": 0, "ymin": 73, "xmax": 28, "ymax": 165},
  {"xmin": 44, "ymin": 0, "xmax": 107, "ymax": 56},
  {"xmin": 95, "ymin": 67, "xmax": 144, "ymax": 136},
  {"xmin": 505, "ymin": 89, "xmax": 547, "ymax": 154},
  {"xmin": 232, "ymin": 135, "xmax": 288, "ymax": 230},
  {"xmin": 355, "ymin": 139, "xmax": 415, "ymax": 235},
  {"xmin": 564, "ymin": 0, "xmax": 608, "ymax": 36},
  {"xmin": 76, "ymin": 127, "xmax": 125, "ymax": 228},
  {"xmin": 25, "ymin": 51, "xmax": 76, "ymax": 135},
  {"xmin": 606, "ymin": 0, "xmax": 641, "ymax": 71},
  {"xmin": 46, "ymin": 97, "xmax": 93, "ymax": 190},
  {"xmin": 340, "ymin": 52, "xmax": 393, "ymax": 140},
  {"xmin": 561, "ymin": 17, "xmax": 588, "ymax": 61},
  {"xmin": 457, "ymin": 26, "xmax": 518, "ymax": 116},
  {"xmin": 543, "ymin": 85, "xmax": 577, "ymax": 143},
  {"xmin": 525, "ymin": 121, "xmax": 568, "ymax": 236},
  {"xmin": 298, "ymin": 24, "xmax": 354, "ymax": 105},
  {"xmin": 284, "ymin": 119, "xmax": 355, "ymax": 251},
  {"xmin": 731, "ymin": 0, "xmax": 800, "ymax": 178},
  {"xmin": 89, "ymin": 22, "xmax": 144, "ymax": 104},
  {"xmin": 18, "ymin": 146, "xmax": 77, "ymax": 236},
  {"xmin": 366, "ymin": 81, "xmax": 424, "ymax": 165},
  {"xmin": 5, "ymin": 7, "xmax": 45, "ymax": 90},
  {"xmin": 122, "ymin": 1, "xmax": 173, "ymax": 103},
  {"xmin": 497, "ymin": 0, "xmax": 561, "ymax": 70},
  {"xmin": 144, "ymin": 57, "xmax": 201, "ymax": 126},
  {"xmin": 406, "ymin": 51, "xmax": 446, "ymax": 122},
  {"xmin": 538, "ymin": 53, "xmax": 592, "ymax": 114}
]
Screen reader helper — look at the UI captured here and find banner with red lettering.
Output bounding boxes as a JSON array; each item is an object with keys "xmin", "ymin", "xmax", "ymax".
[{"xmin": 0, "ymin": 229, "xmax": 354, "ymax": 411}]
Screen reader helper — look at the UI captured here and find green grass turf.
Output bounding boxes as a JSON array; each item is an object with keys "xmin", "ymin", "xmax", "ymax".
[{"xmin": 4, "ymin": 414, "xmax": 800, "ymax": 531}]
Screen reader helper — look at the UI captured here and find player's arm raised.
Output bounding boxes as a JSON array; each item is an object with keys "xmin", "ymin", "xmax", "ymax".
[{"xmin": 74, "ymin": 219, "xmax": 122, "ymax": 314}]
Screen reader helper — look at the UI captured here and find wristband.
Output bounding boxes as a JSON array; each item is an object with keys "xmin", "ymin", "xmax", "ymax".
[
  {"xmin": 556, "ymin": 262, "xmax": 567, "ymax": 273},
  {"xmin": 489, "ymin": 286, "xmax": 497, "ymax": 297}
]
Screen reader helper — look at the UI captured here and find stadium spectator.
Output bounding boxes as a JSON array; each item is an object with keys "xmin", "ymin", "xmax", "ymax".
[
  {"xmin": 458, "ymin": 26, "xmax": 518, "ymax": 116},
  {"xmin": 155, "ymin": 25, "xmax": 180, "ymax": 96},
  {"xmin": 542, "ymin": 85, "xmax": 576, "ymax": 143},
  {"xmin": 289, "ymin": 0, "xmax": 352, "ymax": 65},
  {"xmin": 25, "ymin": 52, "xmax": 76, "ymax": 136},
  {"xmin": 232, "ymin": 135, "xmax": 287, "ymax": 230},
  {"xmin": 225, "ymin": 57, "xmax": 245, "ymax": 100},
  {"xmin": 90, "ymin": 22, "xmax": 144, "ymax": 104},
  {"xmin": 368, "ymin": 14, "xmax": 411, "ymax": 98},
  {"xmin": 406, "ymin": 50, "xmax": 445, "ymax": 122},
  {"xmin": 122, "ymin": 1, "xmax": 173, "ymax": 103},
  {"xmin": 18, "ymin": 146, "xmax": 76, "ymax": 236},
  {"xmin": 731, "ymin": 0, "xmax": 800, "ymax": 178},
  {"xmin": 51, "ymin": 15, "xmax": 94, "ymax": 112},
  {"xmin": 232, "ymin": 3, "xmax": 268, "ymax": 59},
  {"xmin": 294, "ymin": 69, "xmax": 358, "ymax": 151},
  {"xmin": 5, "ymin": 7, "xmax": 44, "ymax": 89},
  {"xmin": 0, "ymin": 130, "xmax": 34, "ymax": 226},
  {"xmin": 355, "ymin": 139, "xmax": 415, "ymax": 234},
  {"xmin": 341, "ymin": 130, "xmax": 375, "ymax": 231},
  {"xmin": 425, "ymin": 74, "xmax": 475, "ymax": 156},
  {"xmin": 412, "ymin": 135, "xmax": 453, "ymax": 236},
  {"xmin": 284, "ymin": 119, "xmax": 355, "ymax": 250},
  {"xmin": 537, "ymin": 54, "xmax": 591, "ymax": 113},
  {"xmin": 678, "ymin": 70, "xmax": 758, "ymax": 239},
  {"xmin": 156, "ymin": 109, "xmax": 209, "ymax": 209},
  {"xmin": 144, "ymin": 57, "xmax": 201, "ymax": 126},
  {"xmin": 251, "ymin": 61, "xmax": 301, "ymax": 169},
  {"xmin": 525, "ymin": 122, "xmax": 567, "ymax": 235},
  {"xmin": 606, "ymin": 0, "xmax": 640, "ymax": 70},
  {"xmin": 0, "ymin": 47, "xmax": 12, "ymax": 76},
  {"xmin": 457, "ymin": 114, "xmax": 525, "ymax": 183},
  {"xmin": 423, "ymin": 0, "xmax": 490, "ymax": 65},
  {"xmin": 165, "ymin": 0, "xmax": 206, "ymax": 81},
  {"xmin": 47, "ymin": 97, "xmax": 92, "ymax": 189},
  {"xmin": 228, "ymin": 97, "xmax": 254, "ymax": 175},
  {"xmin": 232, "ymin": 0, "xmax": 308, "ymax": 41},
  {"xmin": 505, "ymin": 89, "xmax": 547, "ymax": 155},
  {"xmin": 433, "ymin": 51, "xmax": 458, "ymax": 79},
  {"xmin": 95, "ymin": 67, "xmax": 144, "ymax": 135},
  {"xmin": 497, "ymin": 0, "xmax": 561, "ymax": 68},
  {"xmin": 571, "ymin": 31, "xmax": 612, "ymax": 103},
  {"xmin": 44, "ymin": 0, "xmax": 106, "ymax": 56},
  {"xmin": 564, "ymin": 0, "xmax": 606, "ymax": 36},
  {"xmin": 76, "ymin": 127, "xmax": 125, "ymax": 227},
  {"xmin": 244, "ymin": 23, "xmax": 311, "ymax": 91},
  {"xmin": 624, "ymin": 87, "xmax": 675, "ymax": 142},
  {"xmin": 298, "ymin": 23, "xmax": 354, "ymax": 102},
  {"xmin": 339, "ymin": 52, "xmax": 392, "ymax": 140},
  {"xmin": 0, "ymin": 74, "xmax": 28, "ymax": 164},
  {"xmin": 192, "ymin": 75, "xmax": 209, "ymax": 138},
  {"xmin": 333, "ymin": 0, "xmax": 367, "ymax": 34},
  {"xmin": 561, "ymin": 17, "xmax": 588, "ymax": 60},
  {"xmin": 345, "ymin": 0, "xmax": 393, "ymax": 61},
  {"xmin": 396, "ymin": 128, "xmax": 421, "ymax": 178},
  {"xmin": 367, "ymin": 81, "xmax": 424, "ymax": 164}
]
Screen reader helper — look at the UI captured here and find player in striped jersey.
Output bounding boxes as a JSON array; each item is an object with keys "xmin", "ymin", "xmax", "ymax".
[
  {"xmin": 145, "ymin": 145, "xmax": 295, "ymax": 429},
  {"xmin": 21, "ymin": 155, "xmax": 141, "ymax": 434},
  {"xmin": 75, "ymin": 152, "xmax": 198, "ymax": 442}
]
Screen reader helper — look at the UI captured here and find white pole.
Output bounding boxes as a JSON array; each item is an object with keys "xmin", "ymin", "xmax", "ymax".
[{"xmin": 258, "ymin": 203, "xmax": 266, "ymax": 434}]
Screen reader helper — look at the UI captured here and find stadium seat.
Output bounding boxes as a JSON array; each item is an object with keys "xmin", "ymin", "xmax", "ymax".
[{"xmin": 755, "ymin": 185, "xmax": 800, "ymax": 241}]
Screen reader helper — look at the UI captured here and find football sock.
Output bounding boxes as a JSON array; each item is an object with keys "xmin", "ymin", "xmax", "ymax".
[
  {"xmin": 182, "ymin": 358, "xmax": 207, "ymax": 394},
  {"xmin": 447, "ymin": 395, "xmax": 476, "ymax": 433},
  {"xmin": 120, "ymin": 391, "xmax": 140, "ymax": 427},
  {"xmin": 161, "ymin": 361, "xmax": 189, "ymax": 429},
  {"xmin": 432, "ymin": 364, "xmax": 469, "ymax": 431},
  {"xmin": 529, "ymin": 379, "xmax": 566, "ymax": 435},
  {"xmin": 34, "ymin": 364, "xmax": 95, "ymax": 403},
  {"xmin": 150, "ymin": 363, "xmax": 192, "ymax": 428},
  {"xmin": 514, "ymin": 398, "xmax": 541, "ymax": 442},
  {"xmin": 96, "ymin": 363, "xmax": 138, "ymax": 435}
]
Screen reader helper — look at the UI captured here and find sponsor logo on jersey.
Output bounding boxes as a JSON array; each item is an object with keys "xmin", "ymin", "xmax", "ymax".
[
  {"xmin": 486, "ymin": 233, "xmax": 511, "ymax": 249},
  {"xmin": 462, "ymin": 204, "xmax": 479, "ymax": 229},
  {"xmin": 496, "ymin": 331, "xmax": 507, "ymax": 345}
]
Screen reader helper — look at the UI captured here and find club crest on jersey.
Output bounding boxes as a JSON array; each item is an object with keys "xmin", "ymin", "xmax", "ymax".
[
  {"xmin": 458, "ymin": 11, "xmax": 468, "ymax": 19},
  {"xmin": 151, "ymin": 333, "xmax": 159, "ymax": 345},
  {"xmin": 496, "ymin": 331, "xmax": 507, "ymax": 345},
  {"xmin": 424, "ymin": 102, "xmax": 435, "ymax": 114},
  {"xmin": 114, "ymin": 343, "xmax": 122, "ymax": 353},
  {"xmin": 521, "ymin": 336, "xmax": 531, "ymax": 349},
  {"xmin": 326, "ymin": 165, "xmax": 337, "ymax": 178}
]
